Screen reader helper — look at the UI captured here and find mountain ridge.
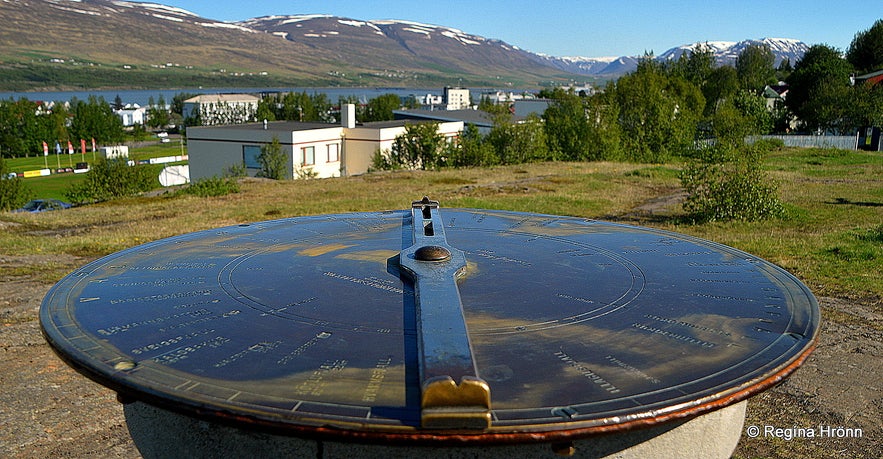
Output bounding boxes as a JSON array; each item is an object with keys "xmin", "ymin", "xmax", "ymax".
[{"xmin": 0, "ymin": 1, "xmax": 808, "ymax": 90}]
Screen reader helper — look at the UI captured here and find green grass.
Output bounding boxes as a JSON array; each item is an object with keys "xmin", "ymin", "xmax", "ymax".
[
  {"xmin": 6, "ymin": 140, "xmax": 184, "ymax": 201},
  {"xmin": 2, "ymin": 147, "xmax": 882, "ymax": 304}
]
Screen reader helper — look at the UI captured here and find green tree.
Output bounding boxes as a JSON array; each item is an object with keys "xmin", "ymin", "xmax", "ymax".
[
  {"xmin": 277, "ymin": 91, "xmax": 315, "ymax": 121},
  {"xmin": 255, "ymin": 99, "xmax": 276, "ymax": 122},
  {"xmin": 364, "ymin": 94, "xmax": 402, "ymax": 122},
  {"xmin": 543, "ymin": 91, "xmax": 592, "ymax": 160},
  {"xmin": 669, "ymin": 43, "xmax": 715, "ymax": 90},
  {"xmin": 487, "ymin": 114, "xmax": 550, "ymax": 165},
  {"xmin": 0, "ymin": 98, "xmax": 45, "ymax": 157},
  {"xmin": 171, "ymin": 92, "xmax": 197, "ymax": 117},
  {"xmin": 0, "ymin": 157, "xmax": 31, "ymax": 210},
  {"xmin": 257, "ymin": 136, "xmax": 287, "ymax": 180},
  {"xmin": 736, "ymin": 44, "xmax": 777, "ymax": 92},
  {"xmin": 388, "ymin": 122, "xmax": 445, "ymax": 170},
  {"xmin": 702, "ymin": 65, "xmax": 740, "ymax": 118},
  {"xmin": 847, "ymin": 19, "xmax": 883, "ymax": 73},
  {"xmin": 45, "ymin": 101, "xmax": 70, "ymax": 146},
  {"xmin": 146, "ymin": 94, "xmax": 170, "ymax": 130},
  {"xmin": 845, "ymin": 80, "xmax": 883, "ymax": 128},
  {"xmin": 785, "ymin": 45, "xmax": 854, "ymax": 133},
  {"xmin": 612, "ymin": 59, "xmax": 704, "ymax": 162},
  {"xmin": 69, "ymin": 95, "xmax": 124, "ymax": 144},
  {"xmin": 65, "ymin": 158, "xmax": 156, "ymax": 204},
  {"xmin": 448, "ymin": 123, "xmax": 496, "ymax": 168}
]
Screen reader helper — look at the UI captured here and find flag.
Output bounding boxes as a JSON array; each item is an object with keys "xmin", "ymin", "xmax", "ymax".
[
  {"xmin": 91, "ymin": 138, "xmax": 96, "ymax": 152},
  {"xmin": 80, "ymin": 139, "xmax": 86, "ymax": 155},
  {"xmin": 67, "ymin": 141, "xmax": 73, "ymax": 155},
  {"xmin": 43, "ymin": 142, "xmax": 48, "ymax": 157},
  {"xmin": 55, "ymin": 142, "xmax": 61, "ymax": 155}
]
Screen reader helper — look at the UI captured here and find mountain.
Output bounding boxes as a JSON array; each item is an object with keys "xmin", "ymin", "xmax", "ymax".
[
  {"xmin": 237, "ymin": 15, "xmax": 566, "ymax": 84},
  {"xmin": 656, "ymin": 38, "xmax": 808, "ymax": 67},
  {"xmin": 0, "ymin": 0, "xmax": 574, "ymax": 90},
  {"xmin": 0, "ymin": 1, "xmax": 809, "ymax": 91},
  {"xmin": 543, "ymin": 38, "xmax": 808, "ymax": 77}
]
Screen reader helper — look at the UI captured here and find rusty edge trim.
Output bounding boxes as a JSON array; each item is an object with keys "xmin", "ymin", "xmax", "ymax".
[{"xmin": 50, "ymin": 330, "xmax": 817, "ymax": 448}]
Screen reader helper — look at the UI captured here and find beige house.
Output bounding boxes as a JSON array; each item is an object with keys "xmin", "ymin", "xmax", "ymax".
[
  {"xmin": 183, "ymin": 94, "xmax": 261, "ymax": 126},
  {"xmin": 186, "ymin": 105, "xmax": 463, "ymax": 180}
]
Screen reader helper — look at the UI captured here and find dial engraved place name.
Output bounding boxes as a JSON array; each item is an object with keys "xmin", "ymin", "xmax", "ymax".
[
  {"xmin": 295, "ymin": 359, "xmax": 348, "ymax": 397},
  {"xmin": 214, "ymin": 341, "xmax": 283, "ymax": 368},
  {"xmin": 631, "ymin": 323, "xmax": 717, "ymax": 348},
  {"xmin": 554, "ymin": 350, "xmax": 621, "ymax": 394},
  {"xmin": 108, "ymin": 289, "xmax": 213, "ymax": 305},
  {"xmin": 152, "ymin": 336, "xmax": 230, "ymax": 365},
  {"xmin": 604, "ymin": 354, "xmax": 661, "ymax": 385},
  {"xmin": 362, "ymin": 357, "xmax": 393, "ymax": 402},
  {"xmin": 469, "ymin": 249, "xmax": 532, "ymax": 266},
  {"xmin": 323, "ymin": 272, "xmax": 403, "ymax": 294},
  {"xmin": 130, "ymin": 329, "xmax": 214, "ymax": 355},
  {"xmin": 278, "ymin": 332, "xmax": 333, "ymax": 365}
]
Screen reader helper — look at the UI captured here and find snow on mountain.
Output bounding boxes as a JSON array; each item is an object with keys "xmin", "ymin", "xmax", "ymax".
[{"xmin": 537, "ymin": 38, "xmax": 807, "ymax": 77}]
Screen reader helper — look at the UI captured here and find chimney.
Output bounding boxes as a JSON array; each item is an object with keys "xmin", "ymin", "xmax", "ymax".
[{"xmin": 341, "ymin": 104, "xmax": 356, "ymax": 129}]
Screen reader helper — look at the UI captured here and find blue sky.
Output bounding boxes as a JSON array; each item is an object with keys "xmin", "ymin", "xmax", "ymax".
[{"xmin": 143, "ymin": 1, "xmax": 879, "ymax": 57}]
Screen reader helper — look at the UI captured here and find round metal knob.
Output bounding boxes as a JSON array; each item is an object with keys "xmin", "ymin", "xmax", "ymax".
[{"xmin": 414, "ymin": 245, "xmax": 452, "ymax": 262}]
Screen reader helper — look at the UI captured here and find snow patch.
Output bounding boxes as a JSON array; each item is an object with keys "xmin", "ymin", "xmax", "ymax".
[
  {"xmin": 113, "ymin": 1, "xmax": 198, "ymax": 18},
  {"xmin": 199, "ymin": 22, "xmax": 255, "ymax": 33},
  {"xmin": 45, "ymin": 1, "xmax": 103, "ymax": 16},
  {"xmin": 441, "ymin": 30, "xmax": 480, "ymax": 45},
  {"xmin": 338, "ymin": 19, "xmax": 366, "ymax": 27},
  {"xmin": 402, "ymin": 27, "xmax": 431, "ymax": 36},
  {"xmin": 151, "ymin": 13, "xmax": 183, "ymax": 23},
  {"xmin": 279, "ymin": 14, "xmax": 331, "ymax": 25}
]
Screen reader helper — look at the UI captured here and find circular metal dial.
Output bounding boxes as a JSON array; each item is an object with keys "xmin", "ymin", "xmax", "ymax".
[{"xmin": 40, "ymin": 208, "xmax": 819, "ymax": 442}]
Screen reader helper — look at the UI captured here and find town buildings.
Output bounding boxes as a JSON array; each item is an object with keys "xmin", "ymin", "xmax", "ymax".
[{"xmin": 186, "ymin": 105, "xmax": 462, "ymax": 180}]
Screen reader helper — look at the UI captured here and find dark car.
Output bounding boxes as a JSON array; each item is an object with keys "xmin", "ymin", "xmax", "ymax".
[{"xmin": 14, "ymin": 199, "xmax": 72, "ymax": 213}]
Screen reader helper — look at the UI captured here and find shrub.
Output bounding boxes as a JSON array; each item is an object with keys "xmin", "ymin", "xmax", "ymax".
[
  {"xmin": 680, "ymin": 144, "xmax": 784, "ymax": 222},
  {"xmin": 180, "ymin": 176, "xmax": 240, "ymax": 197},
  {"xmin": 65, "ymin": 158, "xmax": 156, "ymax": 204},
  {"xmin": 0, "ymin": 158, "xmax": 31, "ymax": 211}
]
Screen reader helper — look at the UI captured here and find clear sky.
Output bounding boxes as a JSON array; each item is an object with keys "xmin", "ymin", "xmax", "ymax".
[{"xmin": 140, "ymin": 1, "xmax": 879, "ymax": 58}]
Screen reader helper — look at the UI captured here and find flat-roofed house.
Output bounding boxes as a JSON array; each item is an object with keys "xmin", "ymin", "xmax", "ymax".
[{"xmin": 186, "ymin": 105, "xmax": 463, "ymax": 180}]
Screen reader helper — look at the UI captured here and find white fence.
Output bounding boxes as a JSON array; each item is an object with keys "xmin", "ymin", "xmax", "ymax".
[{"xmin": 749, "ymin": 134, "xmax": 859, "ymax": 150}]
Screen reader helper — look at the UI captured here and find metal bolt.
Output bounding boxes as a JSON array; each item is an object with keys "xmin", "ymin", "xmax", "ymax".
[{"xmin": 414, "ymin": 245, "xmax": 452, "ymax": 262}]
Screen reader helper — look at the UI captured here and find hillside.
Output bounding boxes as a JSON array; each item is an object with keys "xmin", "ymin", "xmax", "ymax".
[
  {"xmin": 0, "ymin": 1, "xmax": 809, "ymax": 91},
  {"xmin": 0, "ymin": 0, "xmax": 576, "ymax": 90}
]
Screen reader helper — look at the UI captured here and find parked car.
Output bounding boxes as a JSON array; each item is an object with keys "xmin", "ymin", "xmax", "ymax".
[{"xmin": 14, "ymin": 199, "xmax": 72, "ymax": 213}]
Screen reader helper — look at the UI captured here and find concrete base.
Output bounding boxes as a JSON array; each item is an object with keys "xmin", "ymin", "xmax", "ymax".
[{"xmin": 124, "ymin": 401, "xmax": 746, "ymax": 458}]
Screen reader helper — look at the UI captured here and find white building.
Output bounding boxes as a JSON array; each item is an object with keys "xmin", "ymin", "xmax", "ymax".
[
  {"xmin": 183, "ymin": 94, "xmax": 261, "ymax": 126},
  {"xmin": 115, "ymin": 104, "xmax": 147, "ymax": 127},
  {"xmin": 187, "ymin": 105, "xmax": 463, "ymax": 181},
  {"xmin": 443, "ymin": 87, "xmax": 471, "ymax": 110}
]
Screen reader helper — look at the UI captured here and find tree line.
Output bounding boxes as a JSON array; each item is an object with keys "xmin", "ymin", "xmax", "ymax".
[{"xmin": 375, "ymin": 20, "xmax": 883, "ymax": 171}]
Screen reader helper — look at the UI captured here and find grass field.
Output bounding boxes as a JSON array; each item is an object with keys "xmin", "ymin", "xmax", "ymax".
[
  {"xmin": 1, "ymin": 145, "xmax": 881, "ymax": 458},
  {"xmin": 2, "ymin": 145, "xmax": 882, "ymax": 305},
  {"xmin": 5, "ymin": 140, "xmax": 185, "ymax": 201}
]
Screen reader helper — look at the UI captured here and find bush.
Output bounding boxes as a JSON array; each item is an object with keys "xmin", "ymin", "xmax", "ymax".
[
  {"xmin": 65, "ymin": 158, "xmax": 156, "ymax": 204},
  {"xmin": 0, "ymin": 158, "xmax": 31, "ymax": 211},
  {"xmin": 680, "ymin": 144, "xmax": 784, "ymax": 222},
  {"xmin": 751, "ymin": 137, "xmax": 785, "ymax": 152},
  {"xmin": 179, "ymin": 176, "xmax": 240, "ymax": 197}
]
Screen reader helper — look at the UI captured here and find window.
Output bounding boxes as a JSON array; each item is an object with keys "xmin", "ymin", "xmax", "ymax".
[
  {"xmin": 243, "ymin": 145, "xmax": 262, "ymax": 169},
  {"xmin": 302, "ymin": 146, "xmax": 315, "ymax": 165},
  {"xmin": 327, "ymin": 143, "xmax": 339, "ymax": 162}
]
